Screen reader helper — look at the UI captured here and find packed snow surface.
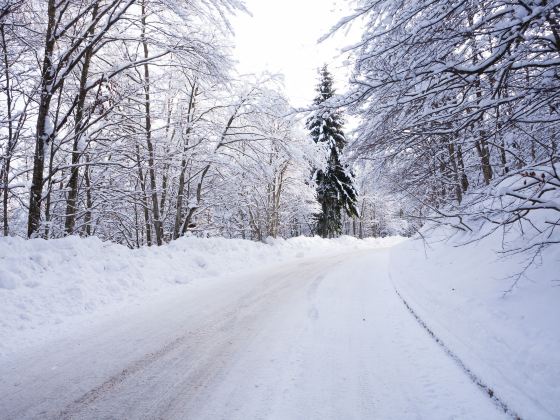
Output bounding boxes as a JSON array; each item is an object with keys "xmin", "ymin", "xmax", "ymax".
[
  {"xmin": 0, "ymin": 235, "xmax": 402, "ymax": 355},
  {"xmin": 0, "ymin": 233, "xmax": 557, "ymax": 419},
  {"xmin": 1, "ymin": 244, "xmax": 505, "ymax": 419}
]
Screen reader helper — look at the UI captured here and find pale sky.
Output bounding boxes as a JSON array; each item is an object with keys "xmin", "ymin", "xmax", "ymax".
[{"xmin": 232, "ymin": 0, "xmax": 359, "ymax": 108}]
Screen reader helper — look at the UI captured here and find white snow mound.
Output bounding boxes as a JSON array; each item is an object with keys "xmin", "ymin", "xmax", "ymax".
[
  {"xmin": 0, "ymin": 235, "xmax": 402, "ymax": 355},
  {"xmin": 390, "ymin": 228, "xmax": 560, "ymax": 419}
]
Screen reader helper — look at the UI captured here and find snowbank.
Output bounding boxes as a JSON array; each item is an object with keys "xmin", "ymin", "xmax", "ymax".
[
  {"xmin": 390, "ymin": 229, "xmax": 560, "ymax": 420},
  {"xmin": 0, "ymin": 235, "xmax": 402, "ymax": 355}
]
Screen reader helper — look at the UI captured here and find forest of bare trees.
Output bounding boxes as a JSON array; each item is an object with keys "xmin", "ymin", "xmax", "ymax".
[
  {"xmin": 330, "ymin": 0, "xmax": 560, "ymax": 252},
  {"xmin": 1, "ymin": 0, "xmax": 558, "ymax": 250},
  {"xmin": 0, "ymin": 0, "xmax": 325, "ymax": 246}
]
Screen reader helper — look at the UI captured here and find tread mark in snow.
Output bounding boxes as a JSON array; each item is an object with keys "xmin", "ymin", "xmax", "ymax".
[
  {"xmin": 392, "ymin": 285, "xmax": 522, "ymax": 420},
  {"xmin": 57, "ymin": 334, "xmax": 188, "ymax": 419}
]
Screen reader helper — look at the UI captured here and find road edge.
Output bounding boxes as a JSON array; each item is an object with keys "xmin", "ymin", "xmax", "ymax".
[{"xmin": 391, "ymin": 281, "xmax": 522, "ymax": 420}]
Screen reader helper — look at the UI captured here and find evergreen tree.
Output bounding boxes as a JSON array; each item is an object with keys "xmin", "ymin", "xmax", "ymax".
[{"xmin": 307, "ymin": 65, "xmax": 358, "ymax": 238}]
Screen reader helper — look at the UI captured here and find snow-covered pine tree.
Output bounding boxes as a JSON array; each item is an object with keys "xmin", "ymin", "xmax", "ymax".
[{"xmin": 307, "ymin": 65, "xmax": 358, "ymax": 238}]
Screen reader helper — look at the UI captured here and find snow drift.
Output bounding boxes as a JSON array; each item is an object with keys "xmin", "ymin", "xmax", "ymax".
[
  {"xmin": 0, "ymin": 235, "xmax": 401, "ymax": 356},
  {"xmin": 390, "ymin": 226, "xmax": 560, "ymax": 420}
]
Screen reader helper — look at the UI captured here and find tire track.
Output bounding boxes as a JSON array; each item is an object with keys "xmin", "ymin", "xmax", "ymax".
[
  {"xmin": 392, "ymin": 284, "xmax": 522, "ymax": 420},
  {"xmin": 57, "ymin": 256, "xmax": 345, "ymax": 419}
]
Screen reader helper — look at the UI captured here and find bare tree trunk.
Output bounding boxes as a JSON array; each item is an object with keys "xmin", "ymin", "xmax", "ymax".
[
  {"xmin": 136, "ymin": 143, "xmax": 152, "ymax": 246},
  {"xmin": 0, "ymin": 22, "xmax": 13, "ymax": 235},
  {"xmin": 159, "ymin": 95, "xmax": 175, "ymax": 220},
  {"xmin": 271, "ymin": 165, "xmax": 286, "ymax": 238},
  {"xmin": 474, "ymin": 137, "xmax": 493, "ymax": 185},
  {"xmin": 64, "ymin": 3, "xmax": 99, "ymax": 235},
  {"xmin": 181, "ymin": 164, "xmax": 210, "ymax": 236},
  {"xmin": 457, "ymin": 144, "xmax": 469, "ymax": 193},
  {"xmin": 133, "ymin": 197, "xmax": 141, "ymax": 248},
  {"xmin": 83, "ymin": 155, "xmax": 93, "ymax": 236},
  {"xmin": 173, "ymin": 162, "xmax": 188, "ymax": 239},
  {"xmin": 359, "ymin": 200, "xmax": 366, "ymax": 239},
  {"xmin": 28, "ymin": 0, "xmax": 56, "ymax": 237},
  {"xmin": 467, "ymin": 12, "xmax": 493, "ymax": 186},
  {"xmin": 447, "ymin": 139, "xmax": 463, "ymax": 204},
  {"xmin": 141, "ymin": 0, "xmax": 163, "ymax": 245},
  {"xmin": 43, "ymin": 142, "xmax": 56, "ymax": 239},
  {"xmin": 173, "ymin": 83, "xmax": 197, "ymax": 239}
]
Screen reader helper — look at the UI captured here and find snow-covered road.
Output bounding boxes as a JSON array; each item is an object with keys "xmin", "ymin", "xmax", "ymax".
[{"xmin": 1, "ymin": 248, "xmax": 507, "ymax": 419}]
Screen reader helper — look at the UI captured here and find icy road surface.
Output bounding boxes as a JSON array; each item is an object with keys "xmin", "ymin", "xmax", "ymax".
[{"xmin": 0, "ymin": 248, "xmax": 506, "ymax": 419}]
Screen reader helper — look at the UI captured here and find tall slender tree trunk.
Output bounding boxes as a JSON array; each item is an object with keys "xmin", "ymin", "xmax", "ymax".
[
  {"xmin": 159, "ymin": 95, "xmax": 176, "ymax": 221},
  {"xmin": 173, "ymin": 162, "xmax": 188, "ymax": 239},
  {"xmin": 474, "ymin": 137, "xmax": 493, "ymax": 185},
  {"xmin": 467, "ymin": 12, "xmax": 493, "ymax": 186},
  {"xmin": 181, "ymin": 164, "xmax": 210, "ymax": 236},
  {"xmin": 43, "ymin": 142, "xmax": 56, "ymax": 238},
  {"xmin": 0, "ymin": 23, "xmax": 13, "ymax": 236},
  {"xmin": 1, "ymin": 149, "xmax": 9, "ymax": 236},
  {"xmin": 141, "ymin": 0, "xmax": 163, "ymax": 245},
  {"xmin": 64, "ymin": 3, "xmax": 99, "ymax": 235},
  {"xmin": 28, "ymin": 0, "xmax": 56, "ymax": 237},
  {"xmin": 135, "ymin": 143, "xmax": 152, "ymax": 246},
  {"xmin": 83, "ymin": 155, "xmax": 93, "ymax": 236},
  {"xmin": 447, "ymin": 139, "xmax": 463, "ymax": 204},
  {"xmin": 173, "ymin": 86, "xmax": 197, "ymax": 239},
  {"xmin": 456, "ymin": 144, "xmax": 469, "ymax": 193}
]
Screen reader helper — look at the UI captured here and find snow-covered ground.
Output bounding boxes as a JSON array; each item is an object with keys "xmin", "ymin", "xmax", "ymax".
[
  {"xmin": 0, "ymin": 233, "xmax": 558, "ymax": 419},
  {"xmin": 391, "ymin": 228, "xmax": 560, "ymax": 419},
  {"xmin": 0, "ymin": 235, "xmax": 401, "ymax": 356},
  {"xmin": 2, "ymin": 244, "xmax": 505, "ymax": 420}
]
